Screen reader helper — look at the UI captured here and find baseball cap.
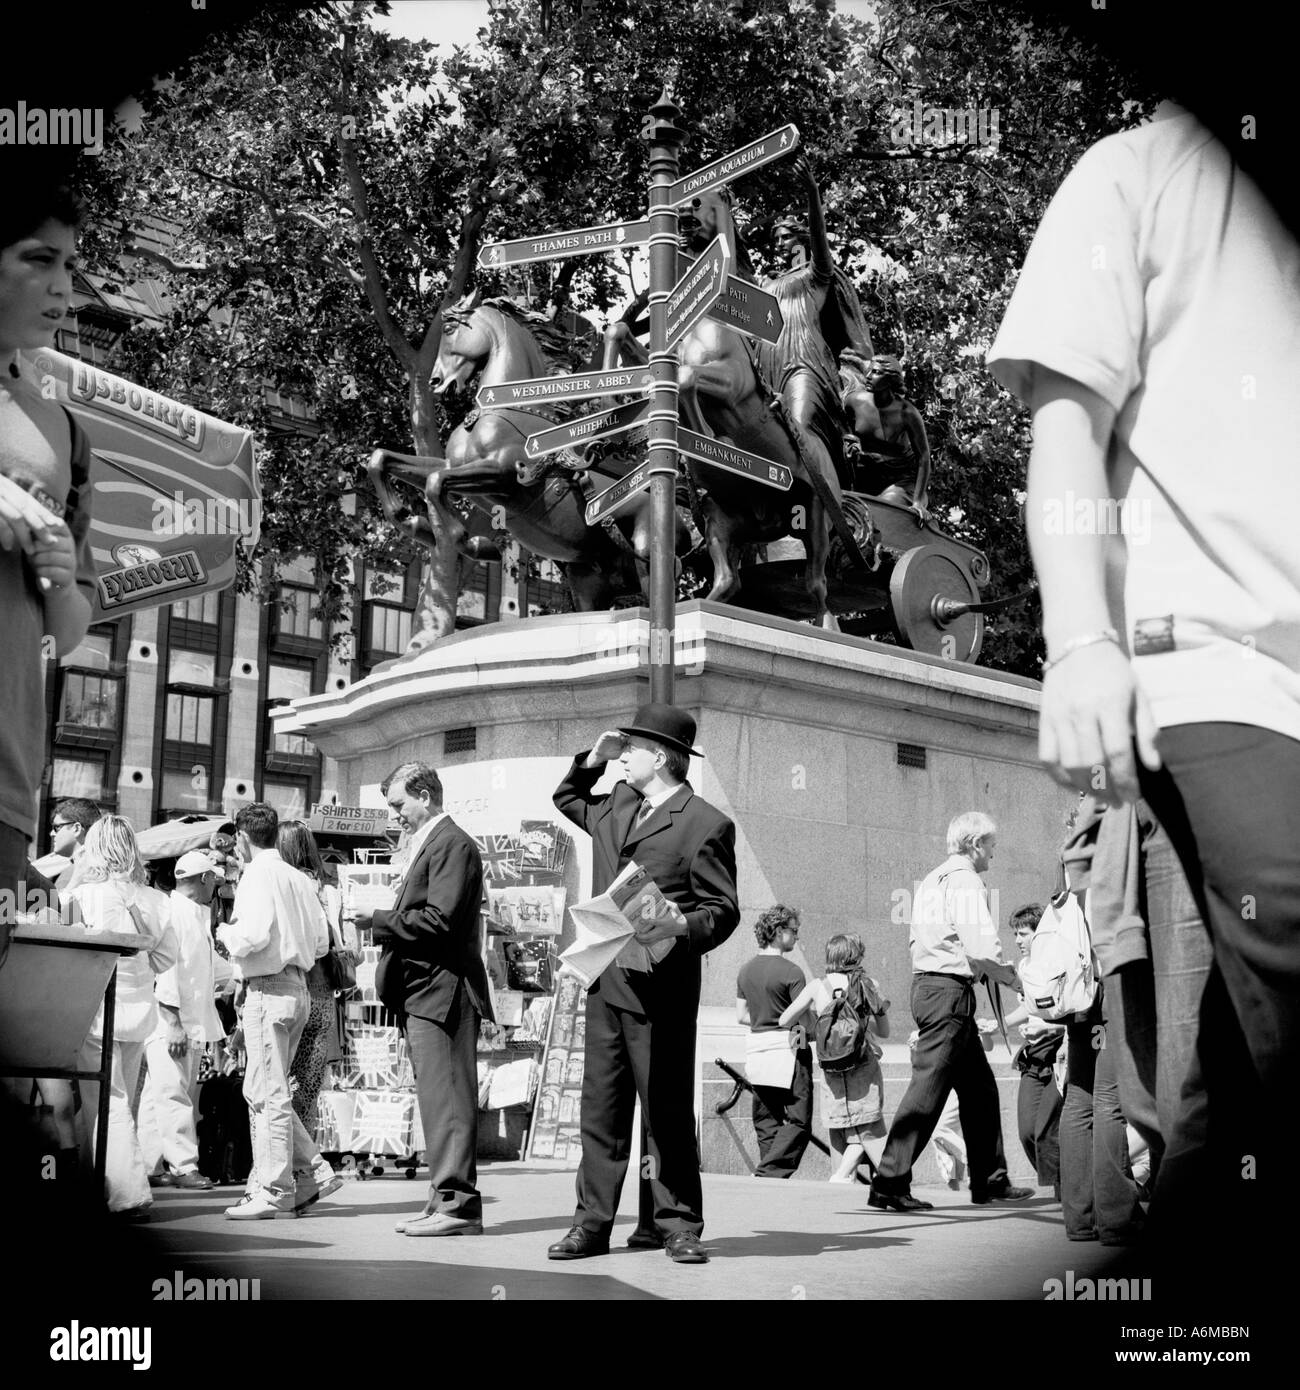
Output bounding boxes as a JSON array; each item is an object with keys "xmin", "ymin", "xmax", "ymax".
[{"xmin": 175, "ymin": 850, "xmax": 223, "ymax": 880}]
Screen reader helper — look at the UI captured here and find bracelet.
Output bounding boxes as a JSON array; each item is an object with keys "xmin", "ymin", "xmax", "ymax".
[{"xmin": 1042, "ymin": 628, "xmax": 1121, "ymax": 675}]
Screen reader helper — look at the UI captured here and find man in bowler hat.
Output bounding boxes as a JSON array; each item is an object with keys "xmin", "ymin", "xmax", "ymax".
[{"xmin": 548, "ymin": 704, "xmax": 739, "ymax": 1264}]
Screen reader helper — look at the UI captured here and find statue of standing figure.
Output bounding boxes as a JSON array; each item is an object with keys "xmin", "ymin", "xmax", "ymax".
[{"xmin": 757, "ymin": 152, "xmax": 876, "ymax": 492}]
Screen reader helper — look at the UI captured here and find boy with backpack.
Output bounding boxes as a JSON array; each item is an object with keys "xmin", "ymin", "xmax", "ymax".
[{"xmin": 779, "ymin": 933, "xmax": 890, "ymax": 1183}]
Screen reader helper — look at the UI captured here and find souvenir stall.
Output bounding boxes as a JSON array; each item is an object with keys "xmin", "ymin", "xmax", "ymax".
[{"xmin": 320, "ymin": 819, "xmax": 575, "ymax": 1173}]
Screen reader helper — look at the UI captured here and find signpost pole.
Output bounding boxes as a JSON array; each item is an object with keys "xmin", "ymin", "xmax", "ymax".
[{"xmin": 644, "ymin": 85, "xmax": 684, "ymax": 706}]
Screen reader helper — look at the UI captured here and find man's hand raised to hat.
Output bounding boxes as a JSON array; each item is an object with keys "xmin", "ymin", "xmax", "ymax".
[{"xmin": 585, "ymin": 731, "xmax": 628, "ymax": 768}]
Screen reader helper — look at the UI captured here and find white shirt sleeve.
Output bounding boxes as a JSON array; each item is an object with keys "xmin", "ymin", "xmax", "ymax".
[
  {"xmin": 217, "ymin": 866, "xmax": 273, "ymax": 958},
  {"xmin": 988, "ymin": 137, "xmax": 1146, "ymax": 412}
]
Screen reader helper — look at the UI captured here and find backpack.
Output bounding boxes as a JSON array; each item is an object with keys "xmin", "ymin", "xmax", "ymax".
[
  {"xmin": 1018, "ymin": 893, "xmax": 1098, "ymax": 1022},
  {"xmin": 814, "ymin": 971, "xmax": 871, "ymax": 1074}
]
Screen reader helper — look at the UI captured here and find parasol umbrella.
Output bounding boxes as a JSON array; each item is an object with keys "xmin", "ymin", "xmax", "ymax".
[{"xmin": 134, "ymin": 815, "xmax": 235, "ymax": 862}]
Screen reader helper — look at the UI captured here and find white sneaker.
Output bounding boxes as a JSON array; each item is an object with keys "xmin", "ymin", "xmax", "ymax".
[{"xmin": 224, "ymin": 1192, "xmax": 293, "ymax": 1221}]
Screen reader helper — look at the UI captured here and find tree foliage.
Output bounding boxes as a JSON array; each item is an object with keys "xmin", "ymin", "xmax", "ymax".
[{"xmin": 75, "ymin": 0, "xmax": 1154, "ymax": 675}]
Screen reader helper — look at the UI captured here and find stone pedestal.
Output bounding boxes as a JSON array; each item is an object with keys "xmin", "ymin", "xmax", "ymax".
[{"xmin": 276, "ymin": 602, "xmax": 1067, "ymax": 1175}]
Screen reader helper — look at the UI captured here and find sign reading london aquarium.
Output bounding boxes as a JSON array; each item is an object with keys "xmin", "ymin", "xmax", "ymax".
[{"xmin": 30, "ymin": 349, "xmax": 261, "ymax": 623}]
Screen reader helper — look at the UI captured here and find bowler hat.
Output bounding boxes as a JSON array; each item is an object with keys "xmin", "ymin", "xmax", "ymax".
[{"xmin": 617, "ymin": 703, "xmax": 703, "ymax": 759}]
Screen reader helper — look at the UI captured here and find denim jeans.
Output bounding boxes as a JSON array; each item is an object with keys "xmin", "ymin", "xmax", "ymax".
[
  {"xmin": 1102, "ymin": 810, "xmax": 1212, "ymax": 1185},
  {"xmin": 1016, "ymin": 1069, "xmax": 1063, "ymax": 1187},
  {"xmin": 241, "ymin": 967, "xmax": 319, "ymax": 1201},
  {"xmin": 1139, "ymin": 723, "xmax": 1300, "ymax": 1256},
  {"xmin": 1060, "ymin": 995, "xmax": 1144, "ymax": 1243}
]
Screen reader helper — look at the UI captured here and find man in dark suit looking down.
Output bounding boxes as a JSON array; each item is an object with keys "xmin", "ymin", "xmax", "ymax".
[{"xmin": 351, "ymin": 761, "xmax": 491, "ymax": 1238}]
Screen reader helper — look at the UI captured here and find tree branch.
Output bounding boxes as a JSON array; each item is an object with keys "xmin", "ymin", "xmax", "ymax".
[{"xmin": 335, "ymin": 14, "xmax": 417, "ymax": 373}]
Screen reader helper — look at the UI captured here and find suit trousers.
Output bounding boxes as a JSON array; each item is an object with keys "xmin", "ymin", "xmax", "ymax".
[
  {"xmin": 872, "ymin": 974, "xmax": 1010, "ymax": 1197},
  {"xmin": 575, "ymin": 990, "xmax": 703, "ymax": 1238},
  {"xmin": 406, "ymin": 985, "xmax": 482, "ymax": 1220}
]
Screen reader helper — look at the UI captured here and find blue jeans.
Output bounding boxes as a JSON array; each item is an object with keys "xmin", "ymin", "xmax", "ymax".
[
  {"xmin": 1102, "ymin": 810, "xmax": 1212, "ymax": 1183},
  {"xmin": 242, "ymin": 967, "xmax": 319, "ymax": 1201},
  {"xmin": 1139, "ymin": 723, "xmax": 1300, "ymax": 1255},
  {"xmin": 1060, "ymin": 994, "xmax": 1144, "ymax": 1243}
]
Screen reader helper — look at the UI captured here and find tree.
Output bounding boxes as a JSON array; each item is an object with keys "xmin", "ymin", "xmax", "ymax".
[{"xmin": 76, "ymin": 0, "xmax": 1154, "ymax": 676}]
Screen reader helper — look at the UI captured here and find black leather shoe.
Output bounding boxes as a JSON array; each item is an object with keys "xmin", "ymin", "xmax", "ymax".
[
  {"xmin": 867, "ymin": 1191, "xmax": 935, "ymax": 1213},
  {"xmin": 547, "ymin": 1226, "xmax": 610, "ymax": 1260},
  {"xmin": 972, "ymin": 1182, "xmax": 1034, "ymax": 1205},
  {"xmin": 626, "ymin": 1227, "xmax": 666, "ymax": 1250},
  {"xmin": 664, "ymin": 1231, "xmax": 708, "ymax": 1263}
]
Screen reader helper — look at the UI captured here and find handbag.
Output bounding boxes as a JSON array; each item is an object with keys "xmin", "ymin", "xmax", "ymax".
[{"xmin": 319, "ymin": 885, "xmax": 357, "ymax": 994}]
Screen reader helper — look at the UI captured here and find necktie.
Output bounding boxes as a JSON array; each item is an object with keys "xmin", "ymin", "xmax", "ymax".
[{"xmin": 634, "ymin": 798, "xmax": 654, "ymax": 828}]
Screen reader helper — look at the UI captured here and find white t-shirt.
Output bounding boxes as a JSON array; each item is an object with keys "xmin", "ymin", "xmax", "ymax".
[{"xmin": 988, "ymin": 103, "xmax": 1300, "ymax": 741}]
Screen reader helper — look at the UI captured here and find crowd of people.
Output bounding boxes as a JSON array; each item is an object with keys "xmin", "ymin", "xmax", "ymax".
[{"xmin": 2, "ymin": 96, "xmax": 1298, "ymax": 1290}]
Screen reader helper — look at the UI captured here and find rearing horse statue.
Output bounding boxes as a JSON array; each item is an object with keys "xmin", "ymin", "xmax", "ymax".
[{"xmin": 368, "ymin": 294, "xmax": 679, "ymax": 615}]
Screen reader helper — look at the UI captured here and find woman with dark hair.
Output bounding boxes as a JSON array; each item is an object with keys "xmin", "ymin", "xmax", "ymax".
[{"xmin": 277, "ymin": 821, "xmax": 349, "ymax": 1152}]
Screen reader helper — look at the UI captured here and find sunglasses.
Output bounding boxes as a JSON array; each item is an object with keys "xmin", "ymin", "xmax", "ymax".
[{"xmin": 50, "ymin": 820, "xmax": 75, "ymax": 830}]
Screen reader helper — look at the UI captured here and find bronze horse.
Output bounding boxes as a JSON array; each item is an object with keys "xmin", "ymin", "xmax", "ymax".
[{"xmin": 368, "ymin": 295, "xmax": 683, "ymax": 610}]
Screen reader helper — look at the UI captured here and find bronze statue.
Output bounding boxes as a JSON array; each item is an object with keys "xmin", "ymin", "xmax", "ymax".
[
  {"xmin": 368, "ymin": 293, "xmax": 685, "ymax": 632},
  {"xmin": 759, "ymin": 152, "xmax": 875, "ymax": 493},
  {"xmin": 840, "ymin": 351, "xmax": 932, "ymax": 522}
]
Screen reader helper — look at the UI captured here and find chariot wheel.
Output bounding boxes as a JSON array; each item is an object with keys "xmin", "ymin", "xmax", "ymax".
[{"xmin": 889, "ymin": 545, "xmax": 984, "ymax": 663}]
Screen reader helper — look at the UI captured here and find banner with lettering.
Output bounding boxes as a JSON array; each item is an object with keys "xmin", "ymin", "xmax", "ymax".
[{"xmin": 29, "ymin": 348, "xmax": 260, "ymax": 622}]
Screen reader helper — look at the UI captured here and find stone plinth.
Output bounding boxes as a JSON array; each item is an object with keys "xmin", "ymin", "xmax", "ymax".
[
  {"xmin": 277, "ymin": 602, "xmax": 1069, "ymax": 1032},
  {"xmin": 277, "ymin": 604, "xmax": 1066, "ymax": 1178}
]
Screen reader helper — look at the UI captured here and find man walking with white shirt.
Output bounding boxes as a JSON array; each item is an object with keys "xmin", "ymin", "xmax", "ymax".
[
  {"xmin": 868, "ymin": 812, "xmax": 1032, "ymax": 1213},
  {"xmin": 217, "ymin": 803, "xmax": 336, "ymax": 1219},
  {"xmin": 139, "ymin": 851, "xmax": 229, "ymax": 1191}
]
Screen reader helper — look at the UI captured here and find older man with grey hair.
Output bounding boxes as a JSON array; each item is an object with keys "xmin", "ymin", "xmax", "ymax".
[{"xmin": 868, "ymin": 811, "xmax": 1033, "ymax": 1213}]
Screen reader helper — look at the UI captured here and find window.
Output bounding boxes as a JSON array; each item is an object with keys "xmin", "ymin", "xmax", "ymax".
[
  {"xmin": 60, "ymin": 631, "xmax": 114, "ymax": 671},
  {"xmin": 361, "ymin": 563, "xmax": 418, "ymax": 666},
  {"xmin": 168, "ymin": 650, "xmax": 217, "ymax": 686},
  {"xmin": 60, "ymin": 671, "xmax": 122, "ymax": 733},
  {"xmin": 165, "ymin": 693, "xmax": 214, "ymax": 744},
  {"xmin": 368, "ymin": 604, "xmax": 412, "ymax": 656},
  {"xmin": 262, "ymin": 779, "xmax": 308, "ymax": 822},
  {"xmin": 265, "ymin": 663, "xmax": 316, "ymax": 760},
  {"xmin": 159, "ymin": 768, "xmax": 211, "ymax": 814},
  {"xmin": 275, "ymin": 584, "xmax": 324, "ymax": 642},
  {"xmin": 51, "ymin": 757, "xmax": 105, "ymax": 802},
  {"xmin": 526, "ymin": 556, "xmax": 569, "ymax": 617},
  {"xmin": 171, "ymin": 592, "xmax": 220, "ymax": 625}
]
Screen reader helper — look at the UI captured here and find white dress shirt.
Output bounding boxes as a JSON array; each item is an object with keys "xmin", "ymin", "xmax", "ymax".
[
  {"xmin": 402, "ymin": 811, "xmax": 448, "ymax": 870},
  {"xmin": 154, "ymin": 892, "xmax": 227, "ymax": 1041},
  {"xmin": 908, "ymin": 854, "xmax": 1005, "ymax": 978},
  {"xmin": 216, "ymin": 848, "xmax": 328, "ymax": 980}
]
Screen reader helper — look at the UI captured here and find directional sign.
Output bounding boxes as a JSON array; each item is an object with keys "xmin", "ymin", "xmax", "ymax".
[
  {"xmin": 677, "ymin": 253, "xmax": 783, "ymax": 345},
  {"xmin": 477, "ymin": 367, "xmax": 653, "ymax": 410},
  {"xmin": 670, "ymin": 123, "xmax": 801, "ymax": 204},
  {"xmin": 665, "ymin": 235, "xmax": 731, "ymax": 350},
  {"xmin": 584, "ymin": 463, "xmax": 654, "ymax": 525},
  {"xmin": 478, "ymin": 217, "xmax": 652, "ymax": 270},
  {"xmin": 524, "ymin": 398, "xmax": 649, "ymax": 459},
  {"xmin": 677, "ymin": 428, "xmax": 794, "ymax": 491}
]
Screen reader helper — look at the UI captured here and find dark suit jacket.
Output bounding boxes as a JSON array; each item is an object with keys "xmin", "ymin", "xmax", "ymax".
[
  {"xmin": 554, "ymin": 752, "xmax": 740, "ymax": 1017},
  {"xmin": 372, "ymin": 816, "xmax": 493, "ymax": 1026}
]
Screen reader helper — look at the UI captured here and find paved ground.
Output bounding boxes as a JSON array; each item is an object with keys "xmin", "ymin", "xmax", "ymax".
[{"xmin": 121, "ymin": 1161, "xmax": 1133, "ymax": 1302}]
